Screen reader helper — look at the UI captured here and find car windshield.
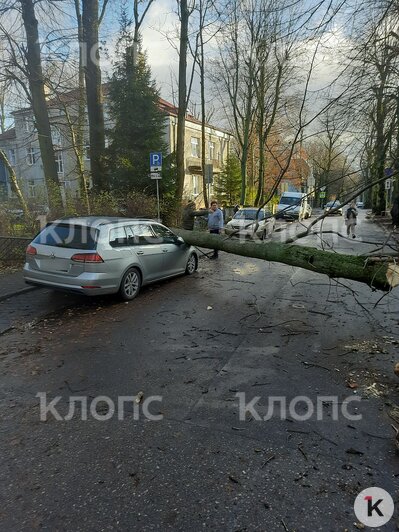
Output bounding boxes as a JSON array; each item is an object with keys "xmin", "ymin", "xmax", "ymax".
[
  {"xmin": 233, "ymin": 209, "xmax": 265, "ymax": 220},
  {"xmin": 326, "ymin": 201, "xmax": 340, "ymax": 207},
  {"xmin": 280, "ymin": 197, "xmax": 301, "ymax": 206},
  {"xmin": 33, "ymin": 223, "xmax": 99, "ymax": 249}
]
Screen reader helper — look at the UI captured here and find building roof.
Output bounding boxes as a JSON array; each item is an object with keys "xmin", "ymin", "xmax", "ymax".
[
  {"xmin": 0, "ymin": 128, "xmax": 16, "ymax": 142},
  {"xmin": 11, "ymin": 86, "xmax": 232, "ymax": 136}
]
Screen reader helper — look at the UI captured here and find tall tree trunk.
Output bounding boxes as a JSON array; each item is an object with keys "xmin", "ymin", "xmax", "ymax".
[
  {"xmin": 20, "ymin": 0, "xmax": 63, "ymax": 215},
  {"xmin": 240, "ymin": 145, "xmax": 248, "ymax": 205},
  {"xmin": 374, "ymin": 94, "xmax": 387, "ymax": 214},
  {"xmin": 394, "ymin": 93, "xmax": 399, "ymax": 198},
  {"xmin": 74, "ymin": 0, "xmax": 90, "ymax": 210},
  {"xmin": 0, "ymin": 149, "xmax": 30, "ymax": 217},
  {"xmin": 176, "ymin": 0, "xmax": 189, "ymax": 205},
  {"xmin": 0, "ymin": 83, "xmax": 7, "ymax": 134},
  {"xmin": 82, "ymin": 0, "xmax": 106, "ymax": 191},
  {"xmin": 199, "ymin": 11, "xmax": 209, "ymax": 208}
]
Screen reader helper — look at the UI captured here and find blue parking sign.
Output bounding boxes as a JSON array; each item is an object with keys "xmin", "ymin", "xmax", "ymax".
[{"xmin": 150, "ymin": 152, "xmax": 162, "ymax": 170}]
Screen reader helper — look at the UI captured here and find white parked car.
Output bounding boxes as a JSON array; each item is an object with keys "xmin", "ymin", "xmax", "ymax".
[{"xmin": 225, "ymin": 208, "xmax": 275, "ymax": 240}]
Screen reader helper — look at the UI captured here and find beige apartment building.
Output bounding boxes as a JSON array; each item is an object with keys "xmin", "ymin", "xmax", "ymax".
[
  {"xmin": 0, "ymin": 93, "xmax": 233, "ymax": 206},
  {"xmin": 159, "ymin": 99, "xmax": 233, "ymax": 205}
]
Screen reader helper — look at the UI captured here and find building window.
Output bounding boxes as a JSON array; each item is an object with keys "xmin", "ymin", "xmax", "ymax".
[
  {"xmin": 193, "ymin": 175, "xmax": 198, "ymax": 195},
  {"xmin": 51, "ymin": 127, "xmax": 62, "ymax": 148},
  {"xmin": 27, "ymin": 147, "xmax": 36, "ymax": 165},
  {"xmin": 23, "ymin": 117, "xmax": 35, "ymax": 133},
  {"xmin": 28, "ymin": 180, "xmax": 36, "ymax": 197},
  {"xmin": 9, "ymin": 148, "xmax": 16, "ymax": 166},
  {"xmin": 191, "ymin": 137, "xmax": 200, "ymax": 158},
  {"xmin": 209, "ymin": 141, "xmax": 215, "ymax": 160},
  {"xmin": 55, "ymin": 151, "xmax": 64, "ymax": 175}
]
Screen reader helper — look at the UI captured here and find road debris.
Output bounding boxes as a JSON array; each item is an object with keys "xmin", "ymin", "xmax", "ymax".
[{"xmin": 135, "ymin": 391, "xmax": 144, "ymax": 404}]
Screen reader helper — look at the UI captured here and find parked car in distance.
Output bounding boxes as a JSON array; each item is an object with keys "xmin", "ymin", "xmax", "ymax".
[
  {"xmin": 225, "ymin": 207, "xmax": 275, "ymax": 239},
  {"xmin": 324, "ymin": 200, "xmax": 343, "ymax": 216},
  {"xmin": 356, "ymin": 201, "xmax": 364, "ymax": 209},
  {"xmin": 4, "ymin": 207, "xmax": 24, "ymax": 220},
  {"xmin": 23, "ymin": 217, "xmax": 199, "ymax": 300},
  {"xmin": 276, "ymin": 192, "xmax": 309, "ymax": 220}
]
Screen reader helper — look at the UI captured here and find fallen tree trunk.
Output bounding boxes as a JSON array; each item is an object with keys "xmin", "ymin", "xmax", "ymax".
[{"xmin": 174, "ymin": 229, "xmax": 399, "ymax": 291}]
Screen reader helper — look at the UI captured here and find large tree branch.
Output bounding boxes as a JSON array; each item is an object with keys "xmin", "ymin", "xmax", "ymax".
[{"xmin": 175, "ymin": 229, "xmax": 399, "ymax": 291}]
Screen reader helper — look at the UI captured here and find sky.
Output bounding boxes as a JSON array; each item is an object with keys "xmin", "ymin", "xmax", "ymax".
[
  {"xmin": 99, "ymin": 0, "xmax": 353, "ymax": 109},
  {"xmin": 1, "ymin": 0, "xmax": 355, "ymax": 131},
  {"xmin": 101, "ymin": 0, "xmax": 180, "ymax": 103}
]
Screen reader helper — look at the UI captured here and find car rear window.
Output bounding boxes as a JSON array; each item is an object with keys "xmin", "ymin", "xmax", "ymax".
[{"xmin": 33, "ymin": 223, "xmax": 98, "ymax": 249}]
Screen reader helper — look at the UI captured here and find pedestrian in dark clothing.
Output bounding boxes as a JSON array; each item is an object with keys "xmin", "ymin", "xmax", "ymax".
[
  {"xmin": 391, "ymin": 196, "xmax": 399, "ymax": 227},
  {"xmin": 182, "ymin": 201, "xmax": 206, "ymax": 230},
  {"xmin": 233, "ymin": 204, "xmax": 240, "ymax": 214},
  {"xmin": 345, "ymin": 201, "xmax": 358, "ymax": 238},
  {"xmin": 208, "ymin": 200, "xmax": 224, "ymax": 259}
]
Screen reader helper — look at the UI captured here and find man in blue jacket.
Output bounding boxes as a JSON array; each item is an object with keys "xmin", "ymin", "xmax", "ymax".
[{"xmin": 208, "ymin": 200, "xmax": 224, "ymax": 259}]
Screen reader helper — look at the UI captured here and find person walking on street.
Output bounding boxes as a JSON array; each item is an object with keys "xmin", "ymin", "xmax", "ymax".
[
  {"xmin": 391, "ymin": 196, "xmax": 399, "ymax": 228},
  {"xmin": 182, "ymin": 201, "xmax": 207, "ymax": 230},
  {"xmin": 208, "ymin": 200, "xmax": 224, "ymax": 259},
  {"xmin": 345, "ymin": 201, "xmax": 358, "ymax": 238}
]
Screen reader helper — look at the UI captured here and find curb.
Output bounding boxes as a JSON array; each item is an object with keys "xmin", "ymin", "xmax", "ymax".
[{"xmin": 0, "ymin": 285, "xmax": 38, "ymax": 303}]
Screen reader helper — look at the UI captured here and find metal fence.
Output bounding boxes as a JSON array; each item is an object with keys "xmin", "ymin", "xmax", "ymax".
[{"xmin": 0, "ymin": 236, "xmax": 31, "ymax": 262}]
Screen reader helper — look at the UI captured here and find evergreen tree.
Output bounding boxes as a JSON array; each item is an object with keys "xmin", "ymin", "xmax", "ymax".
[
  {"xmin": 214, "ymin": 154, "xmax": 242, "ymax": 205},
  {"xmin": 106, "ymin": 19, "xmax": 174, "ymax": 196}
]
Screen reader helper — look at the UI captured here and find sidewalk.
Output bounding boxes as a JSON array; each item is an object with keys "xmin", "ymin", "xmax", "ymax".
[
  {"xmin": 367, "ymin": 212, "xmax": 399, "ymax": 243},
  {"xmin": 0, "ymin": 270, "xmax": 37, "ymax": 302}
]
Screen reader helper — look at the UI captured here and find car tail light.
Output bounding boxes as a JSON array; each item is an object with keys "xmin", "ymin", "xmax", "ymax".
[
  {"xmin": 26, "ymin": 245, "xmax": 37, "ymax": 255},
  {"xmin": 71, "ymin": 253, "xmax": 103, "ymax": 263}
]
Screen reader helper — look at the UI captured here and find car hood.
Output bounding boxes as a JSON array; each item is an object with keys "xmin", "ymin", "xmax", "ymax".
[{"xmin": 227, "ymin": 219, "xmax": 262, "ymax": 228}]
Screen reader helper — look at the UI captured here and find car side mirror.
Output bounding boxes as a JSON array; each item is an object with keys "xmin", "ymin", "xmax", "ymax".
[{"xmin": 176, "ymin": 236, "xmax": 185, "ymax": 245}]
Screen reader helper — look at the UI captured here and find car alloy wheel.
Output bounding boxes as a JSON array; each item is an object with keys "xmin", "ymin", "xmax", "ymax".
[
  {"xmin": 185, "ymin": 253, "xmax": 197, "ymax": 275},
  {"xmin": 120, "ymin": 267, "xmax": 141, "ymax": 300}
]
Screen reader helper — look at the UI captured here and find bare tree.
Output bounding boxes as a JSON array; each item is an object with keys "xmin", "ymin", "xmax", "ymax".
[
  {"xmin": 81, "ymin": 0, "xmax": 107, "ymax": 190},
  {"xmin": 191, "ymin": 0, "xmax": 221, "ymax": 208},
  {"xmin": 20, "ymin": 0, "xmax": 63, "ymax": 213},
  {"xmin": 0, "ymin": 149, "xmax": 29, "ymax": 216},
  {"xmin": 175, "ymin": 0, "xmax": 191, "ymax": 205},
  {"xmin": 212, "ymin": 0, "xmax": 259, "ymax": 204},
  {"xmin": 132, "ymin": 0, "xmax": 155, "ymax": 67}
]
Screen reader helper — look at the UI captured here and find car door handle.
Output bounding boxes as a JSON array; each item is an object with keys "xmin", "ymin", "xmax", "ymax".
[{"xmin": 136, "ymin": 251, "xmax": 144, "ymax": 255}]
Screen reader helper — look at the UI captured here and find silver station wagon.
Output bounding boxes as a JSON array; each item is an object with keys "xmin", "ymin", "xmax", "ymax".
[{"xmin": 23, "ymin": 217, "xmax": 199, "ymax": 300}]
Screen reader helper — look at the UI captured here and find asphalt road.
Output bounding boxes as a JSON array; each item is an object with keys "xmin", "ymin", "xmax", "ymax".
[{"xmin": 0, "ymin": 211, "xmax": 398, "ymax": 531}]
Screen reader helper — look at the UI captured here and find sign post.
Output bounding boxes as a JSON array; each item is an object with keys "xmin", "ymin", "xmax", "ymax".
[
  {"xmin": 319, "ymin": 186, "xmax": 326, "ymax": 208},
  {"xmin": 150, "ymin": 153, "xmax": 163, "ymax": 221}
]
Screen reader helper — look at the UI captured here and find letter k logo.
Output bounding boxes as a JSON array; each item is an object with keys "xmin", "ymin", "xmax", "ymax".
[
  {"xmin": 354, "ymin": 488, "xmax": 393, "ymax": 527},
  {"xmin": 364, "ymin": 496, "xmax": 384, "ymax": 517}
]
